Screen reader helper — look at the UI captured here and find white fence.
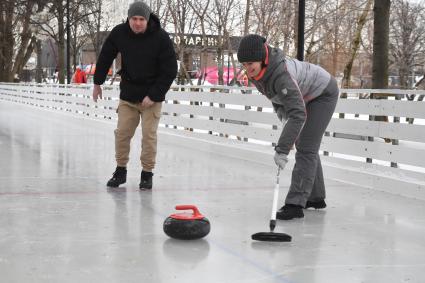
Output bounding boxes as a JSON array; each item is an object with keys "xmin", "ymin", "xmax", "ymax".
[{"xmin": 1, "ymin": 83, "xmax": 425, "ymax": 199}]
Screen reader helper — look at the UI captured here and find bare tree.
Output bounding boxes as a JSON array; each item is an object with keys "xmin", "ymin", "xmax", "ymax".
[
  {"xmin": 304, "ymin": 0, "xmax": 357, "ymax": 65},
  {"xmin": 80, "ymin": 0, "xmax": 110, "ymax": 60},
  {"xmin": 148, "ymin": 0, "xmax": 170, "ymax": 23},
  {"xmin": 250, "ymin": 0, "xmax": 280, "ymax": 38},
  {"xmin": 70, "ymin": 0, "xmax": 100, "ymax": 70},
  {"xmin": 304, "ymin": 0, "xmax": 331, "ymax": 61},
  {"xmin": 334, "ymin": 0, "xmax": 345, "ymax": 76},
  {"xmin": 187, "ymin": 0, "xmax": 211, "ymax": 85},
  {"xmin": 205, "ymin": 0, "xmax": 239, "ymax": 85},
  {"xmin": 244, "ymin": 0, "xmax": 296, "ymax": 54},
  {"xmin": 0, "ymin": 0, "xmax": 44, "ymax": 82},
  {"xmin": 389, "ymin": 0, "xmax": 425, "ymax": 89},
  {"xmin": 341, "ymin": 0, "xmax": 373, "ymax": 89},
  {"xmin": 31, "ymin": 0, "xmax": 68, "ymax": 83},
  {"xmin": 31, "ymin": 0, "xmax": 99, "ymax": 83},
  {"xmin": 275, "ymin": 0, "xmax": 297, "ymax": 55},
  {"xmin": 167, "ymin": 0, "xmax": 198, "ymax": 84},
  {"xmin": 243, "ymin": 0, "xmax": 250, "ymax": 35}
]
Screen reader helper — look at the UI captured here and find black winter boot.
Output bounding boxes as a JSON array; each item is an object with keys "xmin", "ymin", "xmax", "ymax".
[
  {"xmin": 106, "ymin": 167, "xmax": 127, "ymax": 187},
  {"xmin": 139, "ymin": 171, "xmax": 153, "ymax": 190},
  {"xmin": 305, "ymin": 200, "xmax": 327, "ymax": 209},
  {"xmin": 276, "ymin": 204, "xmax": 304, "ymax": 220}
]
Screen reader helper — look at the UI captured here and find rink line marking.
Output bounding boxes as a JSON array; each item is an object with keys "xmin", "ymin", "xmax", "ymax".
[
  {"xmin": 275, "ymin": 263, "xmax": 425, "ymax": 270},
  {"xmin": 0, "ymin": 182, "xmax": 343, "ymax": 196},
  {"xmin": 209, "ymin": 239, "xmax": 295, "ymax": 283},
  {"xmin": 0, "ymin": 186, "xmax": 275, "ymax": 196},
  {"xmin": 0, "ymin": 191, "xmax": 111, "ymax": 196},
  {"xmin": 0, "ymin": 176, "xmax": 345, "ymax": 187}
]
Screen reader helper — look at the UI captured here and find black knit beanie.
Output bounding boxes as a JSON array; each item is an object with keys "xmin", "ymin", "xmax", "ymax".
[
  {"xmin": 128, "ymin": 1, "xmax": 151, "ymax": 21},
  {"xmin": 237, "ymin": 34, "xmax": 267, "ymax": 63}
]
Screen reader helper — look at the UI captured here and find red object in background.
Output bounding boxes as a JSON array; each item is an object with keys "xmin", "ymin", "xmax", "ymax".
[
  {"xmin": 72, "ymin": 68, "xmax": 87, "ymax": 84},
  {"xmin": 84, "ymin": 64, "xmax": 113, "ymax": 76},
  {"xmin": 196, "ymin": 66, "xmax": 248, "ymax": 86}
]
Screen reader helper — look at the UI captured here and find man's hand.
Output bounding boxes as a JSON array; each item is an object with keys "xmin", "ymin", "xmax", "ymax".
[
  {"xmin": 92, "ymin": 84, "xmax": 102, "ymax": 102},
  {"xmin": 141, "ymin": 96, "xmax": 154, "ymax": 108},
  {"xmin": 274, "ymin": 152, "xmax": 288, "ymax": 170}
]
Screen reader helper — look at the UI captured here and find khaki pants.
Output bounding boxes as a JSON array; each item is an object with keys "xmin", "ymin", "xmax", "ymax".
[{"xmin": 114, "ymin": 100, "xmax": 162, "ymax": 172}]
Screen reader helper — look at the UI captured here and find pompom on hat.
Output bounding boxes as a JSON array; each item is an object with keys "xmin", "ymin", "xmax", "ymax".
[
  {"xmin": 128, "ymin": 1, "xmax": 151, "ymax": 21},
  {"xmin": 237, "ymin": 34, "xmax": 267, "ymax": 63}
]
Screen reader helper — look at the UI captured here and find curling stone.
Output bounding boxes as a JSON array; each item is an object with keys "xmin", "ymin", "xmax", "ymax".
[{"xmin": 163, "ymin": 205, "xmax": 210, "ymax": 240}]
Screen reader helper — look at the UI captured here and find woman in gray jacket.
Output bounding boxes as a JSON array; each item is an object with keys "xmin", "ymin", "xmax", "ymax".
[{"xmin": 237, "ymin": 34, "xmax": 339, "ymax": 220}]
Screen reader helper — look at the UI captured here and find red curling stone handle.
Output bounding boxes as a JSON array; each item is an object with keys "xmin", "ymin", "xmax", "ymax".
[{"xmin": 171, "ymin": 205, "xmax": 205, "ymax": 220}]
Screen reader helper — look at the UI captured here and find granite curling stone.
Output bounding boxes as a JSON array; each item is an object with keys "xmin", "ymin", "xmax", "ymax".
[{"xmin": 163, "ymin": 205, "xmax": 210, "ymax": 240}]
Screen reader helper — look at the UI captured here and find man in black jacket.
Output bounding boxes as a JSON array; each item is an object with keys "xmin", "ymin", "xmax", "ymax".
[{"xmin": 92, "ymin": 1, "xmax": 177, "ymax": 190}]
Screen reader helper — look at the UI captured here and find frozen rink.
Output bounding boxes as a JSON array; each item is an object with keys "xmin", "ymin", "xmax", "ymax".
[{"xmin": 1, "ymin": 101, "xmax": 425, "ymax": 283}]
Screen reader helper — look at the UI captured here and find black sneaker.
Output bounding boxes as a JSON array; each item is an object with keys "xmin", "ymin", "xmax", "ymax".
[
  {"xmin": 276, "ymin": 204, "xmax": 304, "ymax": 220},
  {"xmin": 139, "ymin": 171, "xmax": 153, "ymax": 190},
  {"xmin": 107, "ymin": 167, "xmax": 127, "ymax": 187},
  {"xmin": 305, "ymin": 200, "xmax": 327, "ymax": 209}
]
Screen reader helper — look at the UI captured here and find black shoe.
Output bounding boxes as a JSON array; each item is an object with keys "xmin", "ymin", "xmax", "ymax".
[
  {"xmin": 139, "ymin": 171, "xmax": 153, "ymax": 190},
  {"xmin": 276, "ymin": 204, "xmax": 304, "ymax": 220},
  {"xmin": 305, "ymin": 200, "xmax": 327, "ymax": 209},
  {"xmin": 106, "ymin": 167, "xmax": 127, "ymax": 187}
]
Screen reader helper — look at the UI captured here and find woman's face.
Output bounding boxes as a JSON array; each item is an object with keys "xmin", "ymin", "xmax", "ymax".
[{"xmin": 242, "ymin": 62, "xmax": 262, "ymax": 79}]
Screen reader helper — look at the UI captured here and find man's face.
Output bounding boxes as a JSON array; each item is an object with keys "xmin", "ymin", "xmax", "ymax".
[
  {"xmin": 129, "ymin": 16, "xmax": 148, "ymax": 34},
  {"xmin": 242, "ymin": 62, "xmax": 262, "ymax": 79}
]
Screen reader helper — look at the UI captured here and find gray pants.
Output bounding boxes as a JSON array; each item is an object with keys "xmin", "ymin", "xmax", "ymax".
[{"xmin": 285, "ymin": 78, "xmax": 339, "ymax": 207}]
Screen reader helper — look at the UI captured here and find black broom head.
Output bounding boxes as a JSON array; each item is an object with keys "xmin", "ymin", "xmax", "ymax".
[{"xmin": 251, "ymin": 232, "xmax": 292, "ymax": 242}]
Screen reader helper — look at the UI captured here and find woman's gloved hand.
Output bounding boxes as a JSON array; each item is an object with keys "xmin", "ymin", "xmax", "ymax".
[{"xmin": 274, "ymin": 152, "xmax": 288, "ymax": 169}]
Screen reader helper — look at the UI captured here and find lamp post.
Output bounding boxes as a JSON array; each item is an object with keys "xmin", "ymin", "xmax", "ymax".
[
  {"xmin": 297, "ymin": 0, "xmax": 305, "ymax": 61},
  {"xmin": 66, "ymin": 0, "xmax": 71, "ymax": 83}
]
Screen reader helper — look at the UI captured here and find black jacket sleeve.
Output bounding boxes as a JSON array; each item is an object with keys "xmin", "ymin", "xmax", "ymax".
[
  {"xmin": 94, "ymin": 29, "xmax": 119, "ymax": 85},
  {"xmin": 146, "ymin": 32, "xmax": 177, "ymax": 102}
]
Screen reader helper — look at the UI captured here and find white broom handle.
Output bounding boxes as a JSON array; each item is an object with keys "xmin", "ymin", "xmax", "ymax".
[{"xmin": 270, "ymin": 167, "xmax": 281, "ymax": 221}]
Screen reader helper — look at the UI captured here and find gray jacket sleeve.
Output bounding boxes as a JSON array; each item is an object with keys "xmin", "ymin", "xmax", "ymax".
[
  {"xmin": 272, "ymin": 103, "xmax": 285, "ymax": 122},
  {"xmin": 271, "ymin": 69, "xmax": 307, "ymax": 155}
]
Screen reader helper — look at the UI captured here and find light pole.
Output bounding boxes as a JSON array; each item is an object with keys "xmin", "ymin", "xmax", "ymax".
[
  {"xmin": 297, "ymin": 0, "xmax": 305, "ymax": 61},
  {"xmin": 66, "ymin": 0, "xmax": 71, "ymax": 83}
]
